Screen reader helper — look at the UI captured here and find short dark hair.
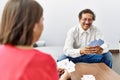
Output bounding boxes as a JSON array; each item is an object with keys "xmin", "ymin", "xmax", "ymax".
[
  {"xmin": 0, "ymin": 0, "xmax": 43, "ymax": 46},
  {"xmin": 78, "ymin": 9, "xmax": 95, "ymax": 21}
]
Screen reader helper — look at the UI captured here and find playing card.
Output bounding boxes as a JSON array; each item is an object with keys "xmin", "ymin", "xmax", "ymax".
[{"xmin": 88, "ymin": 39, "xmax": 104, "ymax": 47}]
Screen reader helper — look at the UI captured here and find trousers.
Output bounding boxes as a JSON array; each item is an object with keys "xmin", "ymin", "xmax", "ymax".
[{"xmin": 57, "ymin": 51, "xmax": 112, "ymax": 68}]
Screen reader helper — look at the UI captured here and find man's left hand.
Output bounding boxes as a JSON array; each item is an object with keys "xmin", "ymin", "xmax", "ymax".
[{"xmin": 94, "ymin": 45, "xmax": 103, "ymax": 54}]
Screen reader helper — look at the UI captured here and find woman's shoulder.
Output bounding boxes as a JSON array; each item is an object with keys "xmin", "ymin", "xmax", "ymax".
[
  {"xmin": 30, "ymin": 49, "xmax": 56, "ymax": 66},
  {"xmin": 20, "ymin": 49, "xmax": 58, "ymax": 80}
]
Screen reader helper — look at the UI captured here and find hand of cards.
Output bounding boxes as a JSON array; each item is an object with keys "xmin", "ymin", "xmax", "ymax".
[
  {"xmin": 57, "ymin": 59, "xmax": 75, "ymax": 72},
  {"xmin": 88, "ymin": 39, "xmax": 104, "ymax": 47}
]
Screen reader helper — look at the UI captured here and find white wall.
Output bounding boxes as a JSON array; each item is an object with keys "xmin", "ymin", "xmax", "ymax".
[
  {"xmin": 0, "ymin": 1, "xmax": 7, "ymax": 21},
  {"xmin": 0, "ymin": 0, "xmax": 120, "ymax": 49}
]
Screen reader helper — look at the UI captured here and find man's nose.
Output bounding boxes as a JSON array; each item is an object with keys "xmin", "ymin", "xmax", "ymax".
[{"xmin": 85, "ymin": 20, "xmax": 90, "ymax": 23}]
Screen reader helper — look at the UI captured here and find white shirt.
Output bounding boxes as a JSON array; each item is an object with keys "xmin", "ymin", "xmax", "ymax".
[{"xmin": 63, "ymin": 24, "xmax": 109, "ymax": 58}]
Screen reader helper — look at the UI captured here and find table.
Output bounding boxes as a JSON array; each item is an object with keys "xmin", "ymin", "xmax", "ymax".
[{"xmin": 71, "ymin": 63, "xmax": 120, "ymax": 80}]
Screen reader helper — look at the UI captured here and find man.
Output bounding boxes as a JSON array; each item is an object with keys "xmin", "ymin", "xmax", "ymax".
[{"xmin": 57, "ymin": 9, "xmax": 112, "ymax": 68}]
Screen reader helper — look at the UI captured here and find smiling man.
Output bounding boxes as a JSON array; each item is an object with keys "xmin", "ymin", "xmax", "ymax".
[{"xmin": 57, "ymin": 9, "xmax": 112, "ymax": 68}]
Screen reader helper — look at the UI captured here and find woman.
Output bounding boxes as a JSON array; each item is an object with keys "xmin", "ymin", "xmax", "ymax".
[
  {"xmin": 0, "ymin": 0, "xmax": 59, "ymax": 80},
  {"xmin": 0, "ymin": 0, "xmax": 71, "ymax": 80},
  {"xmin": 0, "ymin": 0, "xmax": 70, "ymax": 80}
]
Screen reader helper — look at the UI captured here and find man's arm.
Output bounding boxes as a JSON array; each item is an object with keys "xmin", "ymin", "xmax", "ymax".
[
  {"xmin": 95, "ymin": 28, "xmax": 109, "ymax": 53},
  {"xmin": 63, "ymin": 28, "xmax": 81, "ymax": 58}
]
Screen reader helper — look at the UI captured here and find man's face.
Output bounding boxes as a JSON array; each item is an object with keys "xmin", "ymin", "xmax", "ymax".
[{"xmin": 80, "ymin": 13, "xmax": 93, "ymax": 31}]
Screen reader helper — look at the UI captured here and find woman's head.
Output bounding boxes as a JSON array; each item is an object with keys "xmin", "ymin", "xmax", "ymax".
[{"xmin": 0, "ymin": 0, "xmax": 43, "ymax": 46}]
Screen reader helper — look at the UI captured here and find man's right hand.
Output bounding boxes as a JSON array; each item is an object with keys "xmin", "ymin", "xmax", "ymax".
[{"xmin": 80, "ymin": 46, "xmax": 97, "ymax": 55}]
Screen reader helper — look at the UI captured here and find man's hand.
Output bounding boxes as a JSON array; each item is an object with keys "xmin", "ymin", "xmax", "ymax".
[
  {"xmin": 80, "ymin": 46, "xmax": 103, "ymax": 54},
  {"xmin": 94, "ymin": 45, "xmax": 103, "ymax": 54}
]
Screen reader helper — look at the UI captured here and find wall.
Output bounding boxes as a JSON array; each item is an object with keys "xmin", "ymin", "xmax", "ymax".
[{"xmin": 0, "ymin": 0, "xmax": 120, "ymax": 49}]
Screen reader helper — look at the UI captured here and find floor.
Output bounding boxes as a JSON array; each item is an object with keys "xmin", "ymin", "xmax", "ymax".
[{"xmin": 112, "ymin": 53, "xmax": 120, "ymax": 74}]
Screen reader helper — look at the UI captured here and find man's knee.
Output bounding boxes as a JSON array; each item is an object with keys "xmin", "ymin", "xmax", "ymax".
[
  {"xmin": 103, "ymin": 52, "xmax": 112, "ymax": 60},
  {"xmin": 102, "ymin": 52, "xmax": 113, "ymax": 68}
]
